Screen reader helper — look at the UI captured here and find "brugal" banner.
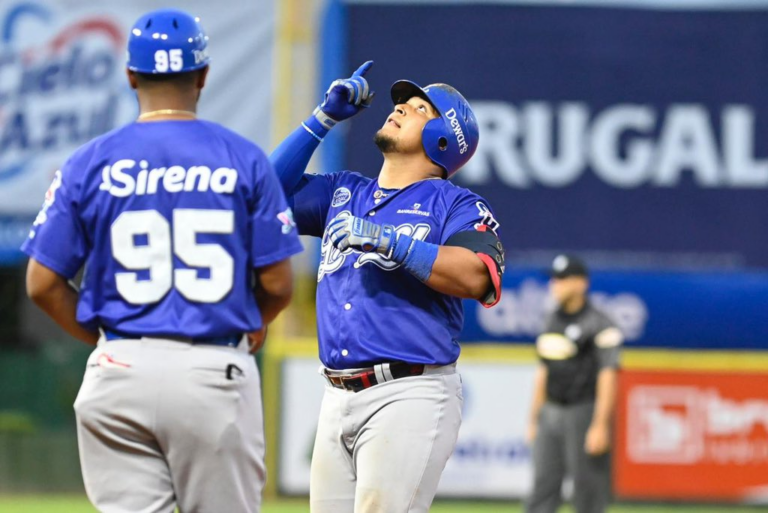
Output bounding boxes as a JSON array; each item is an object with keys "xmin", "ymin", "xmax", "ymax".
[{"xmin": 336, "ymin": 0, "xmax": 768, "ymax": 268}]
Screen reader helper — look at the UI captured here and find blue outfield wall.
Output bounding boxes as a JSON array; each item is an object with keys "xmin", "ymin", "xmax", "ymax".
[{"xmin": 461, "ymin": 270, "xmax": 768, "ymax": 349}]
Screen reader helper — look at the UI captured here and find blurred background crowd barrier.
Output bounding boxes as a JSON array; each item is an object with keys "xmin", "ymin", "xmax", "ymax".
[{"xmin": 1, "ymin": 0, "xmax": 767, "ymax": 506}]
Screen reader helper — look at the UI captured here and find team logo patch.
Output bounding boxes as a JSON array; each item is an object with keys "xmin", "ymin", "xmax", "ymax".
[
  {"xmin": 565, "ymin": 324, "xmax": 583, "ymax": 341},
  {"xmin": 474, "ymin": 201, "xmax": 500, "ymax": 234},
  {"xmin": 331, "ymin": 187, "xmax": 351, "ymax": 207},
  {"xmin": 277, "ymin": 208, "xmax": 296, "ymax": 234},
  {"xmin": 32, "ymin": 170, "xmax": 63, "ymax": 228}
]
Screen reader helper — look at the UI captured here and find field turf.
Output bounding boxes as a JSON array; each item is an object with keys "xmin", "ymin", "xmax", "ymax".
[{"xmin": 0, "ymin": 496, "xmax": 764, "ymax": 512}]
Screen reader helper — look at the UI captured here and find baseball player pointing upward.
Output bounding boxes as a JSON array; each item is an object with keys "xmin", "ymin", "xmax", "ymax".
[
  {"xmin": 23, "ymin": 9, "xmax": 301, "ymax": 512},
  {"xmin": 271, "ymin": 62, "xmax": 505, "ymax": 512}
]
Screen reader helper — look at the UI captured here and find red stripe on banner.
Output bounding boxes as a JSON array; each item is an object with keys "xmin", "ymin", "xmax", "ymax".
[{"xmin": 50, "ymin": 19, "xmax": 124, "ymax": 53}]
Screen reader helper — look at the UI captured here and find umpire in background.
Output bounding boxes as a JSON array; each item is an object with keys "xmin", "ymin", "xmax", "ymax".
[{"xmin": 525, "ymin": 255, "xmax": 623, "ymax": 513}]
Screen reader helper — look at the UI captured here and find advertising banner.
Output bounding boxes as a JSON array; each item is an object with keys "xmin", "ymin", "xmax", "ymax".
[
  {"xmin": 616, "ymin": 370, "xmax": 768, "ymax": 503},
  {"xmin": 462, "ymin": 269, "xmax": 768, "ymax": 350},
  {"xmin": 0, "ymin": 0, "xmax": 274, "ymax": 261},
  {"xmin": 339, "ymin": 0, "xmax": 768, "ymax": 268},
  {"xmin": 279, "ymin": 357, "xmax": 537, "ymax": 499}
]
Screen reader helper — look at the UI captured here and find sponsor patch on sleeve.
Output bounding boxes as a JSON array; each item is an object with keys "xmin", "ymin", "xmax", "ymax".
[
  {"xmin": 277, "ymin": 207, "xmax": 296, "ymax": 234},
  {"xmin": 32, "ymin": 170, "xmax": 63, "ymax": 228}
]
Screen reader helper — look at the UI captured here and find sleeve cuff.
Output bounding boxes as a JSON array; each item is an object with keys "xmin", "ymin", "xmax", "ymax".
[
  {"xmin": 308, "ymin": 111, "xmax": 335, "ymax": 134},
  {"xmin": 23, "ymin": 247, "xmax": 79, "ymax": 280},
  {"xmin": 251, "ymin": 240, "xmax": 304, "ymax": 268}
]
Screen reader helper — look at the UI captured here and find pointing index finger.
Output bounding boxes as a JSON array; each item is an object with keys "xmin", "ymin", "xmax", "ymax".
[{"xmin": 352, "ymin": 60, "xmax": 374, "ymax": 78}]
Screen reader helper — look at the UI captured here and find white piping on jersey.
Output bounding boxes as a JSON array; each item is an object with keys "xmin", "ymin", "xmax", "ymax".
[{"xmin": 99, "ymin": 159, "xmax": 238, "ymax": 198}]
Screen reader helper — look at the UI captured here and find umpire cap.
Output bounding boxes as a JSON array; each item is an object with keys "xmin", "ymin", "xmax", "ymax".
[{"xmin": 548, "ymin": 254, "xmax": 589, "ymax": 279}]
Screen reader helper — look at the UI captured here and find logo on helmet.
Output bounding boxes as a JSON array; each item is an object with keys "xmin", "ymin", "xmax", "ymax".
[
  {"xmin": 193, "ymin": 48, "xmax": 209, "ymax": 65},
  {"xmin": 445, "ymin": 108, "xmax": 469, "ymax": 155}
]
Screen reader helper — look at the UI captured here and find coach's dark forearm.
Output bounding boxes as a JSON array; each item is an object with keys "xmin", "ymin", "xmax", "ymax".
[
  {"xmin": 530, "ymin": 364, "xmax": 548, "ymax": 423},
  {"xmin": 253, "ymin": 258, "xmax": 294, "ymax": 325},
  {"xmin": 591, "ymin": 368, "xmax": 618, "ymax": 428},
  {"xmin": 423, "ymin": 246, "xmax": 492, "ymax": 300},
  {"xmin": 26, "ymin": 259, "xmax": 99, "ymax": 345}
]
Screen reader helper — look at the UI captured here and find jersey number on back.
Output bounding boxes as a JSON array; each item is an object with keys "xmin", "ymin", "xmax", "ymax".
[{"xmin": 111, "ymin": 209, "xmax": 234, "ymax": 304}]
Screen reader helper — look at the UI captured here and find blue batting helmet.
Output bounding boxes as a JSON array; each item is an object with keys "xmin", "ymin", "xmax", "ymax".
[
  {"xmin": 127, "ymin": 9, "xmax": 210, "ymax": 74},
  {"xmin": 391, "ymin": 80, "xmax": 479, "ymax": 178}
]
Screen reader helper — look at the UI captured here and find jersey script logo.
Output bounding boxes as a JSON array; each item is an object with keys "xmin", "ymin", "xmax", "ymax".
[
  {"xmin": 99, "ymin": 159, "xmax": 238, "ymax": 197},
  {"xmin": 318, "ymin": 211, "xmax": 431, "ymax": 281}
]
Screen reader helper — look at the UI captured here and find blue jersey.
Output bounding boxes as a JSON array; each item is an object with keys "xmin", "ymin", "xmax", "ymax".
[
  {"xmin": 292, "ymin": 171, "xmax": 501, "ymax": 369},
  {"xmin": 22, "ymin": 120, "xmax": 303, "ymax": 338}
]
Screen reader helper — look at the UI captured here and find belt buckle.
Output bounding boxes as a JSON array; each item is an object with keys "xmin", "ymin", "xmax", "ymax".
[{"xmin": 323, "ymin": 371, "xmax": 348, "ymax": 390}]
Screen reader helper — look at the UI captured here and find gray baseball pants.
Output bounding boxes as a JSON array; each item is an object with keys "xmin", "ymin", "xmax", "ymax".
[
  {"xmin": 525, "ymin": 401, "xmax": 611, "ymax": 513},
  {"xmin": 74, "ymin": 336, "xmax": 265, "ymax": 513},
  {"xmin": 310, "ymin": 365, "xmax": 463, "ymax": 513}
]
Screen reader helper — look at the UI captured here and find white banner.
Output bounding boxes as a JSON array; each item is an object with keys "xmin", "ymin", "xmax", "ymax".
[
  {"xmin": 278, "ymin": 358, "xmax": 537, "ymax": 499},
  {"xmin": 0, "ymin": 0, "xmax": 274, "ymax": 215}
]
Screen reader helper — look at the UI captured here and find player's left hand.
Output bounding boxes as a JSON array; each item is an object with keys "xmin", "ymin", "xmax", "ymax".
[
  {"xmin": 313, "ymin": 61, "xmax": 375, "ymax": 129},
  {"xmin": 247, "ymin": 325, "xmax": 268, "ymax": 354},
  {"xmin": 327, "ymin": 215, "xmax": 395, "ymax": 255},
  {"xmin": 584, "ymin": 422, "xmax": 611, "ymax": 455}
]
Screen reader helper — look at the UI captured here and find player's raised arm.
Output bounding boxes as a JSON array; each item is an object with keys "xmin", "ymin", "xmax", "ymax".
[{"xmin": 270, "ymin": 61, "xmax": 375, "ymax": 195}]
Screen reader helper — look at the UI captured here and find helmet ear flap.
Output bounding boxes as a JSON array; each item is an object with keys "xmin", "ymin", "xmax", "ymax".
[
  {"xmin": 390, "ymin": 80, "xmax": 478, "ymax": 178},
  {"xmin": 421, "ymin": 117, "xmax": 449, "ymax": 174}
]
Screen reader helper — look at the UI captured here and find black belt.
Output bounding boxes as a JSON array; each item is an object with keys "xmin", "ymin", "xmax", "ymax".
[
  {"xmin": 103, "ymin": 328, "xmax": 241, "ymax": 347},
  {"xmin": 325, "ymin": 362, "xmax": 426, "ymax": 393}
]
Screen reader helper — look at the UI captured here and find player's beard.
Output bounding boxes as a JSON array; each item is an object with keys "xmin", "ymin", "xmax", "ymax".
[{"xmin": 373, "ymin": 130, "xmax": 398, "ymax": 153}]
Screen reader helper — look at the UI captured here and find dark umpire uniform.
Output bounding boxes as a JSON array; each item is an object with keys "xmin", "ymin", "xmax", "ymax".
[{"xmin": 526, "ymin": 255, "xmax": 623, "ymax": 513}]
